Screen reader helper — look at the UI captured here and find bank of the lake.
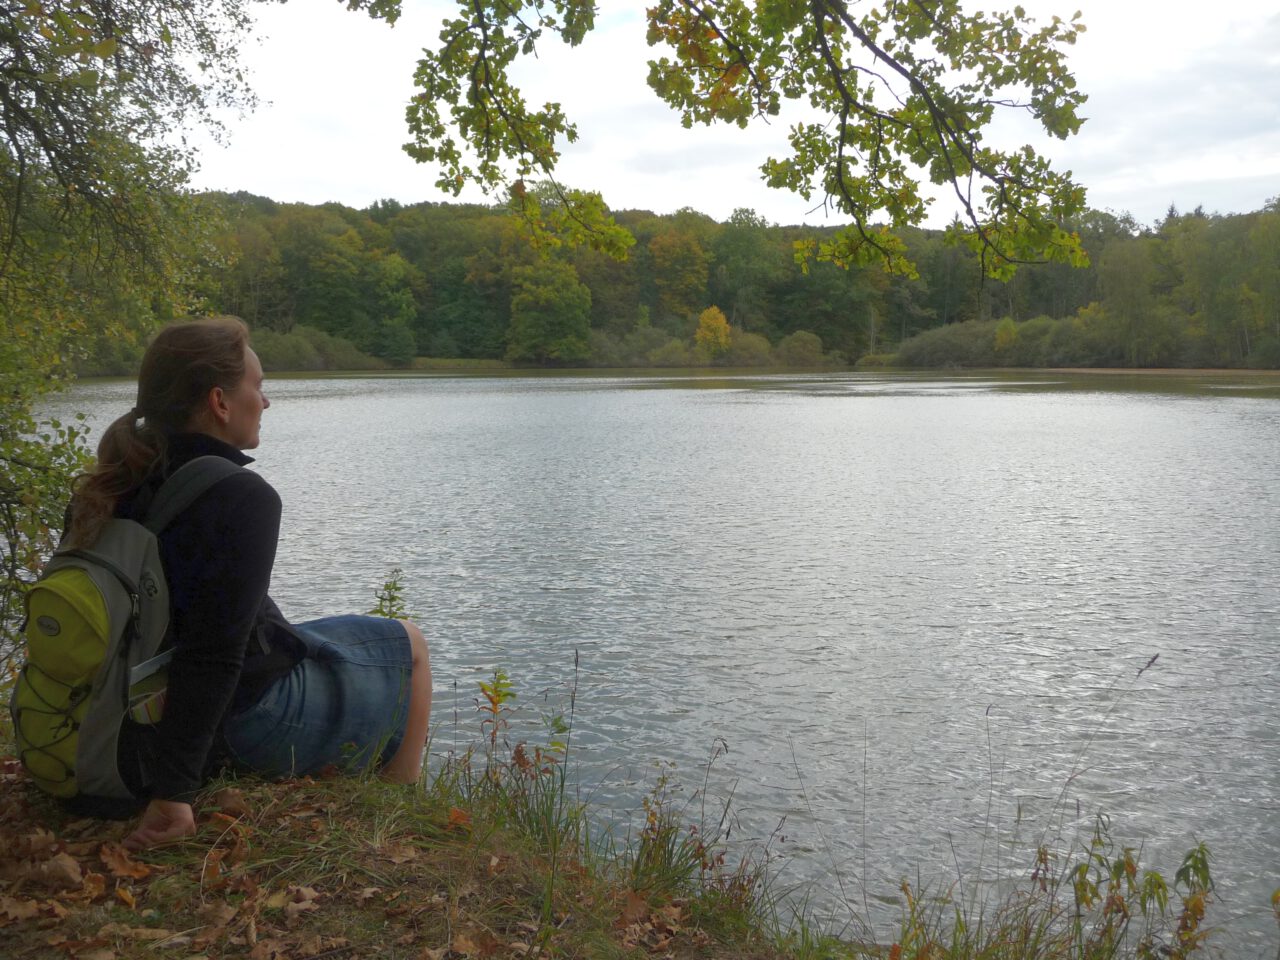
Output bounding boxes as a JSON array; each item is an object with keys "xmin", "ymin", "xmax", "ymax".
[
  {"xmin": 0, "ymin": 734, "xmax": 1226, "ymax": 960},
  {"xmin": 25, "ymin": 370, "xmax": 1280, "ymax": 958}
]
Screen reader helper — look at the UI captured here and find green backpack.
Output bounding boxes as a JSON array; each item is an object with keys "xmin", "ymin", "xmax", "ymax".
[{"xmin": 10, "ymin": 455, "xmax": 244, "ymax": 805}]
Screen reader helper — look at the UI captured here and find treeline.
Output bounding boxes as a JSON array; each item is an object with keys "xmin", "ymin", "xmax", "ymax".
[{"xmin": 79, "ymin": 193, "xmax": 1280, "ymax": 374}]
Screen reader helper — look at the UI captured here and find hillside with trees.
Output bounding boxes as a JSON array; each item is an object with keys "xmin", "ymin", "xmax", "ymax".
[{"xmin": 154, "ymin": 193, "xmax": 1280, "ymax": 374}]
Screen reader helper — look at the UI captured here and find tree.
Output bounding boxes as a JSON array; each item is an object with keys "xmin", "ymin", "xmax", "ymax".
[
  {"xmin": 694, "ymin": 306, "xmax": 731, "ymax": 359},
  {"xmin": 648, "ymin": 229, "xmax": 710, "ymax": 330},
  {"xmin": 506, "ymin": 260, "xmax": 592, "ymax": 364},
  {"xmin": 1, "ymin": 1, "xmax": 261, "ymax": 661},
  {"xmin": 777, "ymin": 330, "xmax": 825, "ymax": 366},
  {"xmin": 352, "ymin": 0, "xmax": 1088, "ymax": 276}
]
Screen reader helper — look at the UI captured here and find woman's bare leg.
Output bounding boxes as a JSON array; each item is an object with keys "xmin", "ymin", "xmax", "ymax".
[{"xmin": 380, "ymin": 619, "xmax": 432, "ymax": 783}]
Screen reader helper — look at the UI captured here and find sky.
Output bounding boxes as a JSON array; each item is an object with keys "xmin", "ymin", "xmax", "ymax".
[{"xmin": 188, "ymin": 0, "xmax": 1280, "ymax": 230}]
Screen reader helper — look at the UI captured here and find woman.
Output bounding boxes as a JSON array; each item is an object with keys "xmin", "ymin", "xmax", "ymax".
[{"xmin": 66, "ymin": 317, "xmax": 431, "ymax": 850}]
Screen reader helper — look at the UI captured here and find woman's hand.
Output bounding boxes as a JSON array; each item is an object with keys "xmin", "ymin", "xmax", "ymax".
[{"xmin": 124, "ymin": 798, "xmax": 197, "ymax": 850}]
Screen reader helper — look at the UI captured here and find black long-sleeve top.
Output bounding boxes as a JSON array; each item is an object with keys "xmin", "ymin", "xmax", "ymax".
[{"xmin": 114, "ymin": 433, "xmax": 304, "ymax": 801}]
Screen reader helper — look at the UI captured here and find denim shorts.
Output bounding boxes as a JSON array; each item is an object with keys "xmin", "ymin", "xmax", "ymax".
[{"xmin": 222, "ymin": 615, "xmax": 412, "ymax": 778}]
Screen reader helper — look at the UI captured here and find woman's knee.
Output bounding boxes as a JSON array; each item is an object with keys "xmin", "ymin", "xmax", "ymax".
[{"xmin": 399, "ymin": 619, "xmax": 430, "ymax": 668}]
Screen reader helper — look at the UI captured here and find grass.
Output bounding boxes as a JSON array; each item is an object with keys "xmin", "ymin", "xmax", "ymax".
[{"xmin": 0, "ymin": 665, "xmax": 1246, "ymax": 959}]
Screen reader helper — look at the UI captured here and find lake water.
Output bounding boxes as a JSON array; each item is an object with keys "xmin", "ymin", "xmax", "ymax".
[{"xmin": 44, "ymin": 371, "xmax": 1280, "ymax": 954}]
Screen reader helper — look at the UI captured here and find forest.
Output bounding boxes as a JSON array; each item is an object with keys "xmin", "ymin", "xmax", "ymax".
[{"xmin": 80, "ymin": 192, "xmax": 1280, "ymax": 375}]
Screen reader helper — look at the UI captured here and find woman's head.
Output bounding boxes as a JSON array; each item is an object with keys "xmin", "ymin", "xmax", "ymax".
[
  {"xmin": 68, "ymin": 316, "xmax": 263, "ymax": 546},
  {"xmin": 137, "ymin": 316, "xmax": 252, "ymax": 436}
]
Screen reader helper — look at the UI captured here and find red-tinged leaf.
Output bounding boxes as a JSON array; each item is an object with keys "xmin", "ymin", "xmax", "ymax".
[{"xmin": 446, "ymin": 807, "xmax": 472, "ymax": 831}]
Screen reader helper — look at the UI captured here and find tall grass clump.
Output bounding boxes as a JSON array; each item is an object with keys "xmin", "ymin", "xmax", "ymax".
[{"xmin": 883, "ymin": 818, "xmax": 1217, "ymax": 960}]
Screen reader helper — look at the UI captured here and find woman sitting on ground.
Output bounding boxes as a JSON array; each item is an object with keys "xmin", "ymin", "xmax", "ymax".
[{"xmin": 66, "ymin": 316, "xmax": 432, "ymax": 850}]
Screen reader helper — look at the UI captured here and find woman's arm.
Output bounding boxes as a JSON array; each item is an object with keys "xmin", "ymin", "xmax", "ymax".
[{"xmin": 146, "ymin": 471, "xmax": 283, "ymax": 805}]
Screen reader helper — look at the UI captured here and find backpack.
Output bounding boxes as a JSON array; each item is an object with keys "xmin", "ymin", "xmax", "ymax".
[{"xmin": 9, "ymin": 455, "xmax": 244, "ymax": 806}]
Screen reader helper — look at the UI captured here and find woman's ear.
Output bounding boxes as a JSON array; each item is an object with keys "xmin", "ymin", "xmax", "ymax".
[
  {"xmin": 188, "ymin": 386, "xmax": 230, "ymax": 435},
  {"xmin": 207, "ymin": 385, "xmax": 232, "ymax": 425}
]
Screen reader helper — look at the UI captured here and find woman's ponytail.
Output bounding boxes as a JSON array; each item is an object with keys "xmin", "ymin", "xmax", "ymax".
[{"xmin": 66, "ymin": 317, "xmax": 248, "ymax": 547}]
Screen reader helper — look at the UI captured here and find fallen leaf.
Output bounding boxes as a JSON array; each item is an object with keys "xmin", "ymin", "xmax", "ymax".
[
  {"xmin": 80, "ymin": 872, "xmax": 107, "ymax": 902},
  {"xmin": 621, "ymin": 889, "xmax": 649, "ymax": 924},
  {"xmin": 416, "ymin": 947, "xmax": 448, "ymax": 960},
  {"xmin": 283, "ymin": 900, "xmax": 318, "ymax": 925},
  {"xmin": 249, "ymin": 938, "xmax": 288, "ymax": 960},
  {"xmin": 25, "ymin": 828, "xmax": 59, "ymax": 856},
  {"xmin": 196, "ymin": 900, "xmax": 237, "ymax": 926},
  {"xmin": 656, "ymin": 903, "xmax": 682, "ymax": 922},
  {"xmin": 36, "ymin": 852, "xmax": 82, "ymax": 889},
  {"xmin": 295, "ymin": 932, "xmax": 322, "ymax": 956},
  {"xmin": 486, "ymin": 854, "xmax": 502, "ymax": 876},
  {"xmin": 356, "ymin": 887, "xmax": 380, "ymax": 903},
  {"xmin": 446, "ymin": 806, "xmax": 472, "ymax": 831},
  {"xmin": 452, "ymin": 928, "xmax": 502, "ymax": 958},
  {"xmin": 101, "ymin": 843, "xmax": 151, "ymax": 880},
  {"xmin": 114, "ymin": 887, "xmax": 136, "ymax": 909},
  {"xmin": 211, "ymin": 787, "xmax": 250, "ymax": 818},
  {"xmin": 264, "ymin": 889, "xmax": 289, "ymax": 910},
  {"xmin": 380, "ymin": 843, "xmax": 418, "ymax": 864},
  {"xmin": 97, "ymin": 923, "xmax": 176, "ymax": 941},
  {"xmin": 1, "ymin": 895, "xmax": 41, "ymax": 921}
]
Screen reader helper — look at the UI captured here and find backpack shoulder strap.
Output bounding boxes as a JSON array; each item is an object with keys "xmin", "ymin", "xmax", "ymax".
[{"xmin": 144, "ymin": 455, "xmax": 247, "ymax": 533}]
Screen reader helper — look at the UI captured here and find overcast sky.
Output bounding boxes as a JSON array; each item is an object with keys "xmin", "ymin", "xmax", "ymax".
[{"xmin": 188, "ymin": 0, "xmax": 1280, "ymax": 229}]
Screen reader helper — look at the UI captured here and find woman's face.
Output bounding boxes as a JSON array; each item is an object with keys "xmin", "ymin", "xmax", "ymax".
[{"xmin": 222, "ymin": 346, "xmax": 270, "ymax": 450}]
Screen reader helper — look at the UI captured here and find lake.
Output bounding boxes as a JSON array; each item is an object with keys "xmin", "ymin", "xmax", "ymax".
[{"xmin": 43, "ymin": 370, "xmax": 1280, "ymax": 954}]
